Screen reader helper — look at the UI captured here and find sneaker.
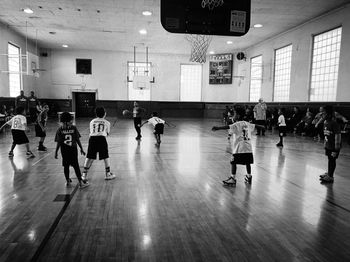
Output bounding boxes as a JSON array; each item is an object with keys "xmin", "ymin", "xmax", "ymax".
[
  {"xmin": 79, "ymin": 181, "xmax": 90, "ymax": 189},
  {"xmin": 8, "ymin": 151, "xmax": 14, "ymax": 157},
  {"xmin": 105, "ymin": 172, "xmax": 116, "ymax": 180},
  {"xmin": 65, "ymin": 178, "xmax": 73, "ymax": 187},
  {"xmin": 245, "ymin": 175, "xmax": 252, "ymax": 184},
  {"xmin": 319, "ymin": 172, "xmax": 328, "ymax": 179},
  {"xmin": 222, "ymin": 176, "xmax": 236, "ymax": 186},
  {"xmin": 81, "ymin": 172, "xmax": 88, "ymax": 182},
  {"xmin": 26, "ymin": 151, "xmax": 35, "ymax": 158},
  {"xmin": 38, "ymin": 146, "xmax": 47, "ymax": 151},
  {"xmin": 276, "ymin": 142, "xmax": 283, "ymax": 147},
  {"xmin": 320, "ymin": 175, "xmax": 334, "ymax": 183}
]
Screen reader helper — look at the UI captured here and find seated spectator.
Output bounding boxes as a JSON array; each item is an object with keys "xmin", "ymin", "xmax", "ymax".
[
  {"xmin": 313, "ymin": 106, "xmax": 326, "ymax": 140},
  {"xmin": 243, "ymin": 107, "xmax": 254, "ymax": 123},
  {"xmin": 0, "ymin": 105, "xmax": 7, "ymax": 117},
  {"xmin": 223, "ymin": 106, "xmax": 230, "ymax": 125},
  {"xmin": 287, "ymin": 106, "xmax": 303, "ymax": 132},
  {"xmin": 295, "ymin": 111, "xmax": 314, "ymax": 136}
]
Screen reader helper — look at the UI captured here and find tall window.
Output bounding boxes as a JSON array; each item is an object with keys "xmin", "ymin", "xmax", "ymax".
[
  {"xmin": 8, "ymin": 43, "xmax": 22, "ymax": 97},
  {"xmin": 249, "ymin": 55, "xmax": 262, "ymax": 102},
  {"xmin": 273, "ymin": 45, "xmax": 292, "ymax": 101},
  {"xmin": 128, "ymin": 62, "xmax": 151, "ymax": 101},
  {"xmin": 310, "ymin": 27, "xmax": 342, "ymax": 101},
  {"xmin": 180, "ymin": 64, "xmax": 202, "ymax": 101}
]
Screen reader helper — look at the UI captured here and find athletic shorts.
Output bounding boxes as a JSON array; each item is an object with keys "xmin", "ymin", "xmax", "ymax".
[
  {"xmin": 87, "ymin": 136, "xmax": 109, "ymax": 160},
  {"xmin": 11, "ymin": 129, "xmax": 29, "ymax": 145},
  {"xmin": 230, "ymin": 153, "xmax": 254, "ymax": 165},
  {"xmin": 61, "ymin": 146, "xmax": 79, "ymax": 167},
  {"xmin": 278, "ymin": 126, "xmax": 287, "ymax": 137},
  {"xmin": 35, "ymin": 124, "xmax": 46, "ymax": 137},
  {"xmin": 325, "ymin": 148, "xmax": 340, "ymax": 159},
  {"xmin": 154, "ymin": 123, "xmax": 164, "ymax": 135}
]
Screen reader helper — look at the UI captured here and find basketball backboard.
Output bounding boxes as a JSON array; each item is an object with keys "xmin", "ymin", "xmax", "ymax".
[{"xmin": 160, "ymin": 0, "xmax": 251, "ymax": 36}]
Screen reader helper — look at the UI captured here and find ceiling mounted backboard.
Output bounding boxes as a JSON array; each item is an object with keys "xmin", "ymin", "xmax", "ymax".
[{"xmin": 160, "ymin": 0, "xmax": 251, "ymax": 36}]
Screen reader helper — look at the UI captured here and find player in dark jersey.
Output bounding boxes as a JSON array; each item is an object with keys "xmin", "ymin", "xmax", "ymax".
[
  {"xmin": 54, "ymin": 112, "xmax": 89, "ymax": 189},
  {"xmin": 319, "ymin": 105, "xmax": 342, "ymax": 183},
  {"xmin": 35, "ymin": 104, "xmax": 49, "ymax": 151}
]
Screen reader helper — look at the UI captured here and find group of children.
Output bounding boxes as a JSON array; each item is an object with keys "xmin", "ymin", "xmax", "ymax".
[
  {"xmin": 0, "ymin": 103, "xmax": 343, "ymax": 189},
  {"xmin": 213, "ymin": 105, "xmax": 342, "ymax": 185}
]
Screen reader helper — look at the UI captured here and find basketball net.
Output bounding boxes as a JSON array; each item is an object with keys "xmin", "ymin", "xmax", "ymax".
[
  {"xmin": 201, "ymin": 0, "xmax": 224, "ymax": 10},
  {"xmin": 185, "ymin": 34, "xmax": 212, "ymax": 63}
]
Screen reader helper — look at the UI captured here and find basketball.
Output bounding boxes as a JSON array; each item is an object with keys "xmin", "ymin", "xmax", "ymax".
[{"xmin": 122, "ymin": 109, "xmax": 130, "ymax": 116}]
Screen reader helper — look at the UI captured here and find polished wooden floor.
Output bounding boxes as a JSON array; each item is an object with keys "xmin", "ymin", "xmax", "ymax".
[{"xmin": 0, "ymin": 118, "xmax": 350, "ymax": 262}]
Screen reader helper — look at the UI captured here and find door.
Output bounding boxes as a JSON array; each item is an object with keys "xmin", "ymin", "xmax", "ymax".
[{"xmin": 74, "ymin": 92, "xmax": 96, "ymax": 117}]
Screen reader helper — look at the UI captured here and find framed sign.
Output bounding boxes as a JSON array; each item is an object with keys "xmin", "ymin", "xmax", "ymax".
[{"xmin": 209, "ymin": 54, "xmax": 233, "ymax": 84}]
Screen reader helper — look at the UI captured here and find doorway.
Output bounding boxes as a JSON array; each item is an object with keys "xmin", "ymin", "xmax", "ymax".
[{"xmin": 73, "ymin": 92, "xmax": 96, "ymax": 117}]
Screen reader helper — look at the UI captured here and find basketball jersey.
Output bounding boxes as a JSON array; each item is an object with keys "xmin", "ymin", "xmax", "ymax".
[
  {"xmin": 278, "ymin": 115, "xmax": 286, "ymax": 126},
  {"xmin": 89, "ymin": 118, "xmax": 110, "ymax": 137},
  {"xmin": 8, "ymin": 115, "xmax": 26, "ymax": 130},
  {"xmin": 229, "ymin": 121, "xmax": 255, "ymax": 154},
  {"xmin": 28, "ymin": 96, "xmax": 37, "ymax": 108},
  {"xmin": 148, "ymin": 117, "xmax": 165, "ymax": 127},
  {"xmin": 16, "ymin": 96, "xmax": 27, "ymax": 108},
  {"xmin": 55, "ymin": 125, "xmax": 81, "ymax": 148},
  {"xmin": 37, "ymin": 111, "xmax": 48, "ymax": 126},
  {"xmin": 324, "ymin": 119, "xmax": 341, "ymax": 150}
]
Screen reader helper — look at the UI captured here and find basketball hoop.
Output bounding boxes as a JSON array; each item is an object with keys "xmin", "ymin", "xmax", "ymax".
[
  {"xmin": 201, "ymin": 0, "xmax": 224, "ymax": 10},
  {"xmin": 185, "ymin": 34, "xmax": 212, "ymax": 63}
]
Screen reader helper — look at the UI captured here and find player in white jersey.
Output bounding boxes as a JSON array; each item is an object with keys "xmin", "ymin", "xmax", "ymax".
[
  {"xmin": 0, "ymin": 106, "xmax": 35, "ymax": 158},
  {"xmin": 212, "ymin": 107, "xmax": 265, "ymax": 185},
  {"xmin": 140, "ymin": 112, "xmax": 168, "ymax": 146},
  {"xmin": 276, "ymin": 108, "xmax": 287, "ymax": 147},
  {"xmin": 82, "ymin": 107, "xmax": 115, "ymax": 181}
]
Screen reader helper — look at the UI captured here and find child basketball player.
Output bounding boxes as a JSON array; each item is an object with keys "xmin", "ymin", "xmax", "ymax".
[
  {"xmin": 319, "ymin": 105, "xmax": 342, "ymax": 183},
  {"xmin": 82, "ymin": 107, "xmax": 115, "ymax": 181},
  {"xmin": 54, "ymin": 112, "xmax": 89, "ymax": 188},
  {"xmin": 212, "ymin": 107, "xmax": 265, "ymax": 185},
  {"xmin": 276, "ymin": 108, "xmax": 287, "ymax": 147},
  {"xmin": 35, "ymin": 104, "xmax": 49, "ymax": 151},
  {"xmin": 140, "ymin": 112, "xmax": 168, "ymax": 146},
  {"xmin": 0, "ymin": 107, "xmax": 35, "ymax": 158}
]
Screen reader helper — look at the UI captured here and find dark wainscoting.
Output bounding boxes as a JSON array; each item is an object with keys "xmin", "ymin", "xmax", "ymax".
[{"xmin": 1, "ymin": 97, "xmax": 349, "ymax": 119}]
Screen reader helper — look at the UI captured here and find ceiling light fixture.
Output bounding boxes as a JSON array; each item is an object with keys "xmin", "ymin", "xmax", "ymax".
[
  {"xmin": 226, "ymin": 41, "xmax": 233, "ymax": 44},
  {"xmin": 23, "ymin": 8, "xmax": 34, "ymax": 14},
  {"xmin": 209, "ymin": 51, "xmax": 215, "ymax": 55},
  {"xmin": 254, "ymin": 24, "xmax": 263, "ymax": 28},
  {"xmin": 142, "ymin": 11, "xmax": 152, "ymax": 16},
  {"xmin": 139, "ymin": 29, "xmax": 147, "ymax": 35},
  {"xmin": 62, "ymin": 44, "xmax": 68, "ymax": 48}
]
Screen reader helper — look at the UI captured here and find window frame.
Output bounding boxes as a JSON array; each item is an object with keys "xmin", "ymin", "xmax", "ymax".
[
  {"xmin": 249, "ymin": 55, "xmax": 263, "ymax": 102},
  {"xmin": 180, "ymin": 63, "xmax": 203, "ymax": 102}
]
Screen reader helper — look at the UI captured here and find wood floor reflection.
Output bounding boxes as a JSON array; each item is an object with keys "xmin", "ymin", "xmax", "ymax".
[{"xmin": 0, "ymin": 118, "xmax": 350, "ymax": 262}]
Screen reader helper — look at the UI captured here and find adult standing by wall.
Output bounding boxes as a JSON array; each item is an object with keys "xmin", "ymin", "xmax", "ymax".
[
  {"xmin": 253, "ymin": 98, "xmax": 267, "ymax": 136},
  {"xmin": 28, "ymin": 91, "xmax": 39, "ymax": 123},
  {"xmin": 133, "ymin": 101, "xmax": 145, "ymax": 140},
  {"xmin": 15, "ymin": 90, "xmax": 28, "ymax": 115}
]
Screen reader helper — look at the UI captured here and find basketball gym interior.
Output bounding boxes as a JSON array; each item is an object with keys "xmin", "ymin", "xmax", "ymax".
[{"xmin": 0, "ymin": 0, "xmax": 350, "ymax": 261}]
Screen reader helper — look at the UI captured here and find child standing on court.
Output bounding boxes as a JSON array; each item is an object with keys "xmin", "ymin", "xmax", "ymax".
[
  {"xmin": 276, "ymin": 108, "xmax": 287, "ymax": 147},
  {"xmin": 35, "ymin": 104, "xmax": 49, "ymax": 151},
  {"xmin": 0, "ymin": 106, "xmax": 35, "ymax": 158},
  {"xmin": 54, "ymin": 112, "xmax": 89, "ymax": 188},
  {"xmin": 140, "ymin": 112, "xmax": 168, "ymax": 146},
  {"xmin": 212, "ymin": 107, "xmax": 264, "ymax": 185},
  {"xmin": 82, "ymin": 107, "xmax": 115, "ymax": 181},
  {"xmin": 319, "ymin": 105, "xmax": 342, "ymax": 183}
]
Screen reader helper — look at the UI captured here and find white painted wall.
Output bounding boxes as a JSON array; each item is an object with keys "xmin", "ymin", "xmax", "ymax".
[
  {"xmin": 2, "ymin": 4, "xmax": 350, "ymax": 103},
  {"xmin": 0, "ymin": 22, "xmax": 37, "ymax": 97},
  {"xmin": 237, "ymin": 4, "xmax": 350, "ymax": 102}
]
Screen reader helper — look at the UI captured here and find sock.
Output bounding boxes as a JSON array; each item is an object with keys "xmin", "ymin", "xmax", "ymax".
[{"xmin": 106, "ymin": 166, "xmax": 110, "ymax": 173}]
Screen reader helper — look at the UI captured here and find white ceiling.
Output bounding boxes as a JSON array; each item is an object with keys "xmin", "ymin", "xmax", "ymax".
[{"xmin": 0, "ymin": 0, "xmax": 349, "ymax": 55}]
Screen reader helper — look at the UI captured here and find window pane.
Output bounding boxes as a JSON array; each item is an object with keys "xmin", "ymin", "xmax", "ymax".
[
  {"xmin": 249, "ymin": 56, "xmax": 262, "ymax": 102},
  {"xmin": 310, "ymin": 27, "xmax": 342, "ymax": 101},
  {"xmin": 8, "ymin": 43, "xmax": 21, "ymax": 97},
  {"xmin": 273, "ymin": 45, "xmax": 292, "ymax": 102},
  {"xmin": 180, "ymin": 64, "xmax": 202, "ymax": 102}
]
